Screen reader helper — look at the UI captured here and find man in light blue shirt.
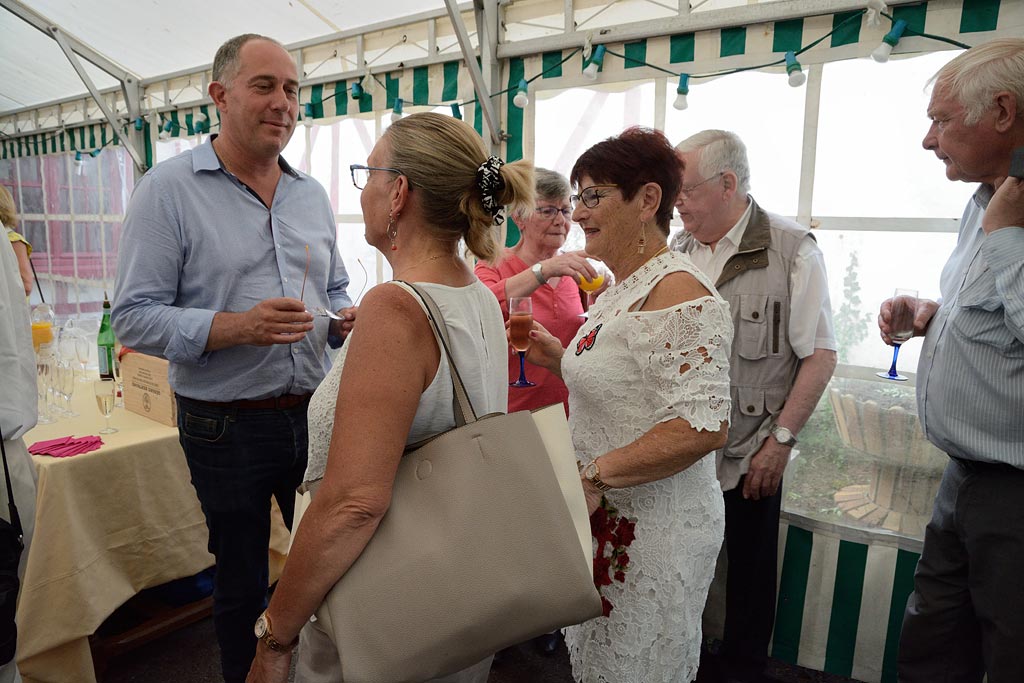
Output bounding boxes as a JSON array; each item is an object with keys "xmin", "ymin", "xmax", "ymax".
[
  {"xmin": 112, "ymin": 34, "xmax": 353, "ymax": 683},
  {"xmin": 878, "ymin": 38, "xmax": 1024, "ymax": 683}
]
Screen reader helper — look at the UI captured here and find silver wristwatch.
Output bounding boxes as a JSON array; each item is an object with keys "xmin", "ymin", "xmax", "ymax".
[
  {"xmin": 770, "ymin": 423, "xmax": 797, "ymax": 447},
  {"xmin": 531, "ymin": 262, "xmax": 545, "ymax": 285}
]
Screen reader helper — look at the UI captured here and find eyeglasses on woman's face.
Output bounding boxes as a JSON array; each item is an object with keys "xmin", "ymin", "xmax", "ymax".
[
  {"xmin": 677, "ymin": 172, "xmax": 723, "ymax": 200},
  {"xmin": 350, "ymin": 164, "xmax": 402, "ymax": 190},
  {"xmin": 569, "ymin": 184, "xmax": 619, "ymax": 210},
  {"xmin": 533, "ymin": 206, "xmax": 572, "ymax": 221}
]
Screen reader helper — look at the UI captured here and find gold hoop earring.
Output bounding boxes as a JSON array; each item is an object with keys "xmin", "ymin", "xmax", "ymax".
[{"xmin": 387, "ymin": 212, "xmax": 399, "ymax": 251}]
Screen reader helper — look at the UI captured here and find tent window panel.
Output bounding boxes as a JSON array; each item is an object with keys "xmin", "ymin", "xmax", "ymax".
[
  {"xmin": 813, "ymin": 52, "xmax": 975, "ymax": 219},
  {"xmin": 663, "ymin": 70, "xmax": 803, "ymax": 217},
  {"xmin": 336, "ymin": 222, "xmax": 387, "ymax": 306},
  {"xmin": 815, "ymin": 230, "xmax": 955, "ymax": 371},
  {"xmin": 307, "ymin": 117, "xmax": 375, "ymax": 217},
  {"xmin": 533, "ymin": 82, "xmax": 656, "ymax": 254}
]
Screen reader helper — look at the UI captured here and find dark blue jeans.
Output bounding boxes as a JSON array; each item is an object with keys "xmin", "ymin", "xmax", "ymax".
[{"xmin": 176, "ymin": 395, "xmax": 309, "ymax": 683}]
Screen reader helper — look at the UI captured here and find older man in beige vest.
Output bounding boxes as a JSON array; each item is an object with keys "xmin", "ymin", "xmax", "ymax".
[{"xmin": 669, "ymin": 130, "xmax": 836, "ymax": 683}]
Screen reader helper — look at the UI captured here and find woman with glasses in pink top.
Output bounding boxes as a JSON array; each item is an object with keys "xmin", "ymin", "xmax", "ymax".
[{"xmin": 475, "ymin": 168, "xmax": 600, "ymax": 418}]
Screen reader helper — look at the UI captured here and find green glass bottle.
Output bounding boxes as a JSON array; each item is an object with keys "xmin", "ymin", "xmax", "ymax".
[{"xmin": 97, "ymin": 292, "xmax": 116, "ymax": 380}]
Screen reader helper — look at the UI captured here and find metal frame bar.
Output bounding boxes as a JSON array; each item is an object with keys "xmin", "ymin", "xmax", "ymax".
[{"xmin": 446, "ymin": 0, "xmax": 502, "ymax": 146}]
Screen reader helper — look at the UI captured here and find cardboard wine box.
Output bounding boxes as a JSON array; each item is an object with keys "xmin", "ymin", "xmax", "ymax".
[{"xmin": 122, "ymin": 352, "xmax": 178, "ymax": 427}]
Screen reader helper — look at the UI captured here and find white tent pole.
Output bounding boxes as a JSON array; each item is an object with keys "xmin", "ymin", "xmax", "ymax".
[{"xmin": 445, "ymin": 0, "xmax": 502, "ymax": 147}]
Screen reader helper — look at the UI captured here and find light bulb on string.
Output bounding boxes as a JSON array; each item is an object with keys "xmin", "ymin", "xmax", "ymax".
[
  {"xmin": 194, "ymin": 111, "xmax": 208, "ymax": 134},
  {"xmin": 513, "ymin": 79, "xmax": 529, "ymax": 109},
  {"xmin": 673, "ymin": 74, "xmax": 690, "ymax": 111},
  {"xmin": 159, "ymin": 119, "xmax": 174, "ymax": 140},
  {"xmin": 872, "ymin": 19, "xmax": 908, "ymax": 63},
  {"xmin": 350, "ymin": 81, "xmax": 364, "ymax": 100},
  {"xmin": 73, "ymin": 151, "xmax": 84, "ymax": 175},
  {"xmin": 390, "ymin": 98, "xmax": 404, "ymax": 123},
  {"xmin": 451, "ymin": 102, "xmax": 463, "ymax": 120},
  {"xmin": 89, "ymin": 149, "xmax": 102, "ymax": 158},
  {"xmin": 583, "ymin": 45, "xmax": 606, "ymax": 80},
  {"xmin": 785, "ymin": 52, "xmax": 806, "ymax": 87}
]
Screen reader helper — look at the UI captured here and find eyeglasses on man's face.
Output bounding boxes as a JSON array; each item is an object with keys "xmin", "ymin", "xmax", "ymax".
[
  {"xmin": 350, "ymin": 164, "xmax": 402, "ymax": 190},
  {"xmin": 569, "ymin": 184, "xmax": 619, "ymax": 210},
  {"xmin": 677, "ymin": 172, "xmax": 724, "ymax": 200},
  {"xmin": 533, "ymin": 206, "xmax": 572, "ymax": 221}
]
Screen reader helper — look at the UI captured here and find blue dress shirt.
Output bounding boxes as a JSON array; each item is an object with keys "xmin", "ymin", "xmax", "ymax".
[{"xmin": 112, "ymin": 138, "xmax": 352, "ymax": 402}]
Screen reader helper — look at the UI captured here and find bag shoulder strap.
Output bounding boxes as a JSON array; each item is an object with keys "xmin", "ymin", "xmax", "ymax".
[
  {"xmin": 389, "ymin": 281, "xmax": 478, "ymax": 428},
  {"xmin": 0, "ymin": 435, "xmax": 23, "ymax": 540}
]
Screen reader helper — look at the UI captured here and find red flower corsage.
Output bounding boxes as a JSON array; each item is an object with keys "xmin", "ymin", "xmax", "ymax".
[{"xmin": 590, "ymin": 496, "xmax": 636, "ymax": 617}]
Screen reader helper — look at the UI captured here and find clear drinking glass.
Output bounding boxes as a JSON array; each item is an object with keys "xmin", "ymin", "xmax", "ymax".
[
  {"xmin": 35, "ymin": 349, "xmax": 55, "ymax": 425},
  {"xmin": 508, "ymin": 297, "xmax": 536, "ymax": 388},
  {"xmin": 112, "ymin": 346, "xmax": 124, "ymax": 408},
  {"xmin": 58, "ymin": 360, "xmax": 78, "ymax": 417},
  {"xmin": 74, "ymin": 326, "xmax": 92, "ymax": 382},
  {"xmin": 94, "ymin": 379, "xmax": 118, "ymax": 434},
  {"xmin": 877, "ymin": 288, "xmax": 919, "ymax": 382}
]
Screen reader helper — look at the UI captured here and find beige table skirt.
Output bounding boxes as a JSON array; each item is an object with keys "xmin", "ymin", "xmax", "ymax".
[{"xmin": 15, "ymin": 389, "xmax": 289, "ymax": 683}]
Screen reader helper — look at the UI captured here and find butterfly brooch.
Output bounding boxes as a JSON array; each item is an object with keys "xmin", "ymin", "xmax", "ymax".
[{"xmin": 575, "ymin": 323, "xmax": 603, "ymax": 356}]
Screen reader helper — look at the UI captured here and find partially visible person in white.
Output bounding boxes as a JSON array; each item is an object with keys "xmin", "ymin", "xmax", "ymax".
[{"xmin": 0, "ymin": 240, "xmax": 39, "ymax": 683}]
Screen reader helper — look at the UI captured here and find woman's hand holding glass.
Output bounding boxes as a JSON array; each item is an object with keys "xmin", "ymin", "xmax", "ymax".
[
  {"xmin": 506, "ymin": 317, "xmax": 565, "ymax": 376},
  {"xmin": 534, "ymin": 251, "xmax": 599, "ymax": 287}
]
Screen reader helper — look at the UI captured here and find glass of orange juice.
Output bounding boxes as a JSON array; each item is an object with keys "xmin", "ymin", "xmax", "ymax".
[
  {"xmin": 30, "ymin": 303, "xmax": 55, "ymax": 353},
  {"xmin": 578, "ymin": 259, "xmax": 609, "ymax": 293}
]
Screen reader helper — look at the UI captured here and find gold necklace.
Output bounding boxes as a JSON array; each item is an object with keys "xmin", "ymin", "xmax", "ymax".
[
  {"xmin": 650, "ymin": 245, "xmax": 669, "ymax": 259},
  {"xmin": 402, "ymin": 253, "xmax": 451, "ymax": 272}
]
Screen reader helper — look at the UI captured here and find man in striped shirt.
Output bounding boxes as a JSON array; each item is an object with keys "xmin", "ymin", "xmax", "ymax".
[{"xmin": 878, "ymin": 38, "xmax": 1024, "ymax": 683}]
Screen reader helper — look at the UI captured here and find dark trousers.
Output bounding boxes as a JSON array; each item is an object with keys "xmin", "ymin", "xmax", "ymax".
[
  {"xmin": 719, "ymin": 477, "xmax": 783, "ymax": 682},
  {"xmin": 176, "ymin": 395, "xmax": 309, "ymax": 683},
  {"xmin": 898, "ymin": 457, "xmax": 1024, "ymax": 683}
]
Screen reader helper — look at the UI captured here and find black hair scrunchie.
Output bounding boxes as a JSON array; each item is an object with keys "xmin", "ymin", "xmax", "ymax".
[{"xmin": 476, "ymin": 155, "xmax": 507, "ymax": 226}]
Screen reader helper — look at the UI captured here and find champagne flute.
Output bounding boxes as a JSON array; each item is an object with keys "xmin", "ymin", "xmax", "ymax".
[
  {"xmin": 112, "ymin": 346, "xmax": 124, "ymax": 408},
  {"xmin": 58, "ymin": 360, "xmax": 78, "ymax": 417},
  {"xmin": 74, "ymin": 327, "xmax": 91, "ymax": 382},
  {"xmin": 36, "ymin": 349, "xmax": 55, "ymax": 425},
  {"xmin": 94, "ymin": 379, "xmax": 118, "ymax": 434},
  {"xmin": 877, "ymin": 288, "xmax": 919, "ymax": 382},
  {"xmin": 508, "ymin": 297, "xmax": 536, "ymax": 388}
]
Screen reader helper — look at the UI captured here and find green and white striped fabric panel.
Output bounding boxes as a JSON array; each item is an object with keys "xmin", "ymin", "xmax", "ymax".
[
  {"xmin": 772, "ymin": 518, "xmax": 922, "ymax": 683},
  {"xmin": 299, "ymin": 59, "xmax": 483, "ymax": 133},
  {"xmin": 2, "ymin": 123, "xmax": 119, "ymax": 160}
]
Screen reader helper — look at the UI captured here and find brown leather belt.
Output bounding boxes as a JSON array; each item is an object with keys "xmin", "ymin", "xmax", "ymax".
[{"xmin": 181, "ymin": 394, "xmax": 313, "ymax": 411}]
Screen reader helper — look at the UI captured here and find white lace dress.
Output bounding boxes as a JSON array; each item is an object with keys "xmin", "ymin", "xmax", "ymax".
[{"xmin": 562, "ymin": 251, "xmax": 733, "ymax": 683}]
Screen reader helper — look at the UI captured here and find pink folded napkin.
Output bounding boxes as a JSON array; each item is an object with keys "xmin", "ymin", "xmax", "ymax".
[{"xmin": 28, "ymin": 435, "xmax": 104, "ymax": 458}]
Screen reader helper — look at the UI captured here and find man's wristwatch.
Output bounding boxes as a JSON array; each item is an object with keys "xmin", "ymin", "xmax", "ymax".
[
  {"xmin": 582, "ymin": 459, "xmax": 613, "ymax": 491},
  {"xmin": 531, "ymin": 262, "xmax": 546, "ymax": 285},
  {"xmin": 770, "ymin": 423, "xmax": 798, "ymax": 447},
  {"xmin": 254, "ymin": 610, "xmax": 298, "ymax": 653}
]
